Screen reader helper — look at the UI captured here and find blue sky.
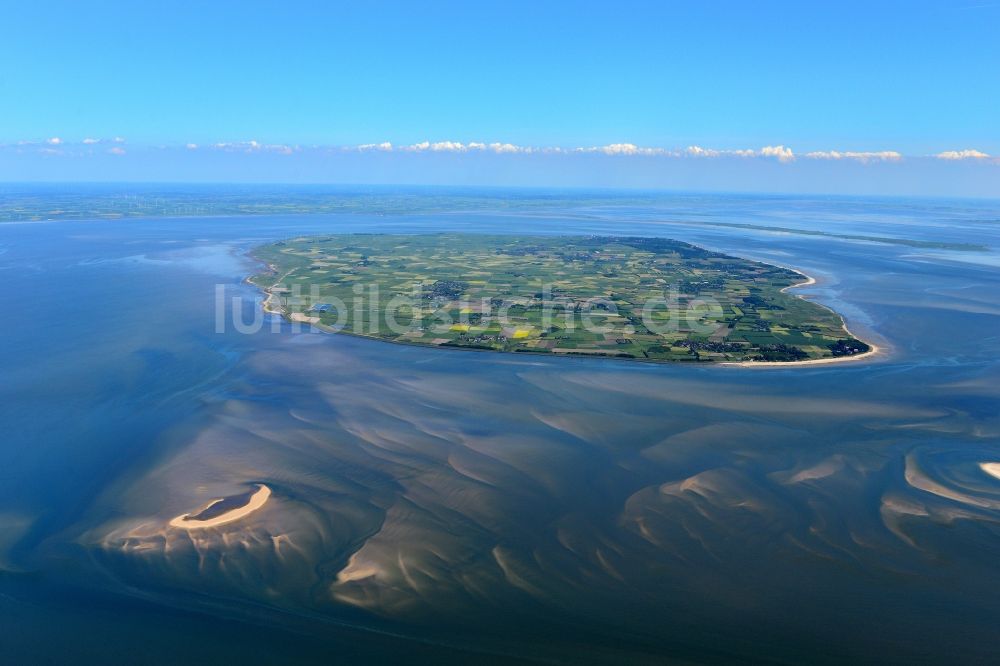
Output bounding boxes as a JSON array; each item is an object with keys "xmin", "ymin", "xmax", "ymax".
[{"xmin": 2, "ymin": 0, "xmax": 998, "ymax": 194}]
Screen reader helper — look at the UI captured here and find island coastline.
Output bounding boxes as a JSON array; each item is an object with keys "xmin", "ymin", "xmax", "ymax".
[
  {"xmin": 721, "ymin": 271, "xmax": 882, "ymax": 368},
  {"xmin": 248, "ymin": 236, "xmax": 884, "ymax": 368}
]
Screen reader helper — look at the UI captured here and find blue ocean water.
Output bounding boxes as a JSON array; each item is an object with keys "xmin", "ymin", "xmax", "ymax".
[{"xmin": 1, "ymin": 191, "xmax": 999, "ymax": 664}]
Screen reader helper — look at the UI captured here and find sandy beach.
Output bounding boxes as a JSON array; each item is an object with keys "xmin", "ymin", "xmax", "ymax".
[
  {"xmin": 251, "ymin": 262, "xmax": 293, "ymax": 316},
  {"xmin": 168, "ymin": 484, "xmax": 272, "ymax": 529},
  {"xmin": 724, "ymin": 340, "xmax": 882, "ymax": 368}
]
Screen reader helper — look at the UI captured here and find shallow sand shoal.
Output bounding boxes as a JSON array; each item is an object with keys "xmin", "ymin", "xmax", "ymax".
[
  {"xmin": 169, "ymin": 484, "xmax": 272, "ymax": 530},
  {"xmin": 980, "ymin": 462, "xmax": 1000, "ymax": 481}
]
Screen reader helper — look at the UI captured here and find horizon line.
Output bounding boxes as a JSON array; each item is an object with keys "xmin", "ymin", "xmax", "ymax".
[{"xmin": 2, "ymin": 180, "xmax": 999, "ymax": 203}]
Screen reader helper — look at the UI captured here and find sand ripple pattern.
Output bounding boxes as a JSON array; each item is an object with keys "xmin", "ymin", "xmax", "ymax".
[{"xmin": 82, "ymin": 341, "xmax": 1000, "ymax": 651}]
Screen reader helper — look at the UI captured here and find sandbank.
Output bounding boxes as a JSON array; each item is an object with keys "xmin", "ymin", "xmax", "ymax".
[
  {"xmin": 980, "ymin": 462, "xmax": 1000, "ymax": 481},
  {"xmin": 169, "ymin": 484, "xmax": 271, "ymax": 529}
]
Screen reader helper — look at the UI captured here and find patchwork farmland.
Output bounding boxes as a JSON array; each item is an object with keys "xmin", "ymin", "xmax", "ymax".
[{"xmin": 250, "ymin": 234, "xmax": 869, "ymax": 363}]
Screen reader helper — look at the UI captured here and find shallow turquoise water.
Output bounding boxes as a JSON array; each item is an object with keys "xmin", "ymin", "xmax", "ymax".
[{"xmin": 1, "ymin": 192, "xmax": 999, "ymax": 663}]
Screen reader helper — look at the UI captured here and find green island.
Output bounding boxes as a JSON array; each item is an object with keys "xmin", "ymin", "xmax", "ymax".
[{"xmin": 249, "ymin": 233, "xmax": 873, "ymax": 363}]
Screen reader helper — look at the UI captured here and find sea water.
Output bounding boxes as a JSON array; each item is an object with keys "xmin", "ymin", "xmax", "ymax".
[{"xmin": 1, "ymin": 191, "xmax": 999, "ymax": 663}]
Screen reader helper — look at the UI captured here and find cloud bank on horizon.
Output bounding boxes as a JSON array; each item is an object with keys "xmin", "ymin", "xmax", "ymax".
[
  {"xmin": 5, "ymin": 135, "xmax": 998, "ymax": 198},
  {"xmin": 6, "ymin": 137, "xmax": 994, "ymax": 164}
]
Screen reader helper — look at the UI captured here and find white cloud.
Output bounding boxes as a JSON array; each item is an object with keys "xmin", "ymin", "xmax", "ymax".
[
  {"xmin": 599, "ymin": 143, "xmax": 640, "ymax": 155},
  {"xmin": 759, "ymin": 145, "xmax": 795, "ymax": 162},
  {"xmin": 431, "ymin": 141, "xmax": 467, "ymax": 152},
  {"xmin": 19, "ymin": 136, "xmax": 991, "ymax": 166},
  {"xmin": 464, "ymin": 142, "xmax": 531, "ymax": 153},
  {"xmin": 805, "ymin": 150, "xmax": 903, "ymax": 163},
  {"xmin": 356, "ymin": 141, "xmax": 915, "ymax": 164},
  {"xmin": 400, "ymin": 140, "xmax": 460, "ymax": 152},
  {"xmin": 685, "ymin": 145, "xmax": 720, "ymax": 158},
  {"xmin": 210, "ymin": 140, "xmax": 297, "ymax": 154},
  {"xmin": 601, "ymin": 143, "xmax": 658, "ymax": 156},
  {"xmin": 936, "ymin": 149, "xmax": 990, "ymax": 160},
  {"xmin": 573, "ymin": 143, "xmax": 673, "ymax": 156},
  {"xmin": 398, "ymin": 141, "xmax": 538, "ymax": 154},
  {"xmin": 685, "ymin": 145, "xmax": 788, "ymax": 160},
  {"xmin": 490, "ymin": 142, "xmax": 523, "ymax": 154},
  {"xmin": 401, "ymin": 141, "xmax": 431, "ymax": 152},
  {"xmin": 343, "ymin": 140, "xmax": 911, "ymax": 163}
]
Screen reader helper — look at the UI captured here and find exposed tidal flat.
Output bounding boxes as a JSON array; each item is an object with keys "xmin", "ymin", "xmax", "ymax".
[{"xmin": 1, "ymin": 192, "xmax": 1000, "ymax": 664}]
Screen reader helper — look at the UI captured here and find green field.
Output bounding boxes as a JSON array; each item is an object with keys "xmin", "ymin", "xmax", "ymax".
[{"xmin": 249, "ymin": 233, "xmax": 870, "ymax": 363}]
